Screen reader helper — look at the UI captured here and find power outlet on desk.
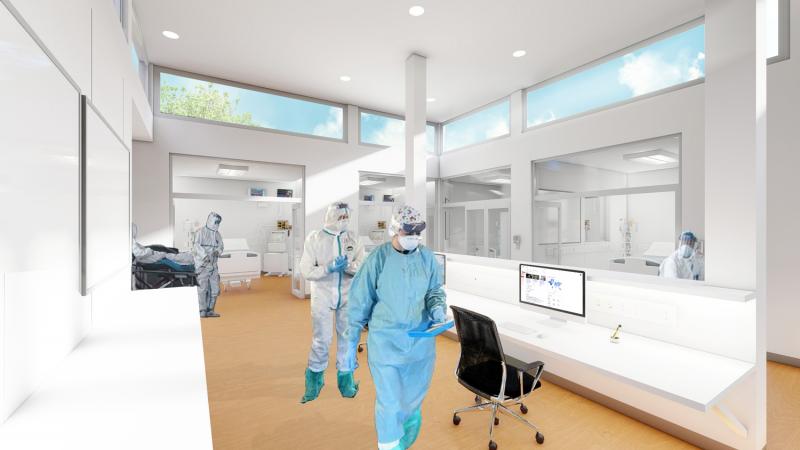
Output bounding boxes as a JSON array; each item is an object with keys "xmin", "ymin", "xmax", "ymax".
[{"xmin": 590, "ymin": 296, "xmax": 676, "ymax": 327}]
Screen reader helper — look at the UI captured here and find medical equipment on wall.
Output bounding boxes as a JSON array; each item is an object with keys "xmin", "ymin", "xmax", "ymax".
[
  {"xmin": 183, "ymin": 219, "xmax": 201, "ymax": 250},
  {"xmin": 618, "ymin": 218, "xmax": 637, "ymax": 257}
]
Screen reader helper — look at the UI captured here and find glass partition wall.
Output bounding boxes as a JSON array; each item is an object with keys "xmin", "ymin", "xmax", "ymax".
[
  {"xmin": 358, "ymin": 173, "xmax": 438, "ymax": 253},
  {"xmin": 442, "ymin": 167, "xmax": 511, "ymax": 258},
  {"xmin": 533, "ymin": 135, "xmax": 683, "ymax": 277}
]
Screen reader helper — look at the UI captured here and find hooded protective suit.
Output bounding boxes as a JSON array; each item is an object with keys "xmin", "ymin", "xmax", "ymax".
[
  {"xmin": 298, "ymin": 203, "xmax": 365, "ymax": 402},
  {"xmin": 659, "ymin": 231, "xmax": 704, "ymax": 280},
  {"xmin": 344, "ymin": 205, "xmax": 447, "ymax": 450},
  {"xmin": 193, "ymin": 212, "xmax": 224, "ymax": 317}
]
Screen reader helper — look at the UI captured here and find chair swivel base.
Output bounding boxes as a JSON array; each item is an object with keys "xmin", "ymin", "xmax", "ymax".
[{"xmin": 452, "ymin": 399, "xmax": 544, "ymax": 449}]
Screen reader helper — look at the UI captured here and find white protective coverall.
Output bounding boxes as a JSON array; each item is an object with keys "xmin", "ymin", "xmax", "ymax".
[
  {"xmin": 299, "ymin": 203, "xmax": 365, "ymax": 373},
  {"xmin": 193, "ymin": 212, "xmax": 224, "ymax": 315}
]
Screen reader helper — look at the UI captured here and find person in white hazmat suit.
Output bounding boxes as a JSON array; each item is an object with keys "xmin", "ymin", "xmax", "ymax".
[
  {"xmin": 193, "ymin": 212, "xmax": 224, "ymax": 318},
  {"xmin": 299, "ymin": 202, "xmax": 365, "ymax": 403},
  {"xmin": 659, "ymin": 230, "xmax": 704, "ymax": 281}
]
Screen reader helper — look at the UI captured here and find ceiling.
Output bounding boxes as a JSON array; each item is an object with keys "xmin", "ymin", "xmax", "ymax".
[
  {"xmin": 359, "ymin": 173, "xmax": 405, "ymax": 190},
  {"xmin": 172, "ymin": 155, "xmax": 303, "ymax": 182},
  {"xmin": 134, "ymin": 0, "xmax": 702, "ymax": 123},
  {"xmin": 544, "ymin": 135, "xmax": 680, "ymax": 174}
]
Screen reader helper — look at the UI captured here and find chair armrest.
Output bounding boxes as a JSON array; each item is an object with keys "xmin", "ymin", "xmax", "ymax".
[{"xmin": 504, "ymin": 354, "xmax": 544, "ymax": 375}]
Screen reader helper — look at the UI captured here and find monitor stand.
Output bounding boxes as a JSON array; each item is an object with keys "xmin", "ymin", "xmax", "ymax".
[{"xmin": 537, "ymin": 317, "xmax": 568, "ymax": 329}]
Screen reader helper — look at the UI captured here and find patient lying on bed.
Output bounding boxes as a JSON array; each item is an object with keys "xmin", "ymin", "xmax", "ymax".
[{"xmin": 132, "ymin": 224, "xmax": 194, "ymax": 269}]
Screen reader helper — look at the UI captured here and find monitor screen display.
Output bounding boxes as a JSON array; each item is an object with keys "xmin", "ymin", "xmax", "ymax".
[
  {"xmin": 434, "ymin": 253, "xmax": 446, "ymax": 285},
  {"xmin": 519, "ymin": 264, "xmax": 585, "ymax": 317}
]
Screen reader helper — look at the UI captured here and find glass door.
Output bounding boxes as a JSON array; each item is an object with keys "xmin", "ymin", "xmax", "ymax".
[
  {"xmin": 466, "ymin": 208, "xmax": 485, "ymax": 256},
  {"xmin": 443, "ymin": 206, "xmax": 466, "ymax": 254},
  {"xmin": 487, "ymin": 208, "xmax": 510, "ymax": 258},
  {"xmin": 533, "ymin": 201, "xmax": 561, "ymax": 265}
]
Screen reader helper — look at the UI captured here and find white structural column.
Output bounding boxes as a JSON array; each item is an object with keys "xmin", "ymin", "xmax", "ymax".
[
  {"xmin": 405, "ymin": 53, "xmax": 427, "ymax": 220},
  {"xmin": 704, "ymin": 0, "xmax": 767, "ymax": 448}
]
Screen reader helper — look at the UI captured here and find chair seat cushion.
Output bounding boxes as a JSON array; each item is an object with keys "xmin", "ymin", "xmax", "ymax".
[{"xmin": 459, "ymin": 360, "xmax": 541, "ymax": 399}]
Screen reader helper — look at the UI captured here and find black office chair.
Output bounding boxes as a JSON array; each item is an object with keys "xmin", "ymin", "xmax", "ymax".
[{"xmin": 450, "ymin": 305, "xmax": 545, "ymax": 450}]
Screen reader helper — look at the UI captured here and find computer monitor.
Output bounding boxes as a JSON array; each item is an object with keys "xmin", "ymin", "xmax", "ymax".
[
  {"xmin": 519, "ymin": 264, "xmax": 585, "ymax": 320},
  {"xmin": 434, "ymin": 253, "xmax": 446, "ymax": 285}
]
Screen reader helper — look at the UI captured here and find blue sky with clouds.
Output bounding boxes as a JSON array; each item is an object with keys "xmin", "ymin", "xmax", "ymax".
[
  {"xmin": 527, "ymin": 25, "xmax": 705, "ymax": 127},
  {"xmin": 160, "ymin": 72, "xmax": 344, "ymax": 138},
  {"xmin": 162, "ymin": 24, "xmax": 705, "ymax": 150}
]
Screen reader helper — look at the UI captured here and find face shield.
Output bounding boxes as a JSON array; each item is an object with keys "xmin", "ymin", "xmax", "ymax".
[
  {"xmin": 678, "ymin": 231, "xmax": 698, "ymax": 258},
  {"xmin": 324, "ymin": 202, "xmax": 350, "ymax": 233}
]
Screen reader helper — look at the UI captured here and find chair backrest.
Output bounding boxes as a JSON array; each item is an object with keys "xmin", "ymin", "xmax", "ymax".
[{"xmin": 450, "ymin": 305, "xmax": 505, "ymax": 377}]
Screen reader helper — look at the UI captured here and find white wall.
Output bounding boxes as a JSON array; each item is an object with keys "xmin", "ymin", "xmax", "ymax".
[
  {"xmin": 440, "ymin": 84, "xmax": 705, "ymax": 262},
  {"xmin": 0, "ymin": 0, "xmax": 150, "ymax": 424},
  {"xmin": 133, "ymin": 106, "xmax": 439, "ymax": 249},
  {"xmin": 766, "ymin": 0, "xmax": 800, "ymax": 360}
]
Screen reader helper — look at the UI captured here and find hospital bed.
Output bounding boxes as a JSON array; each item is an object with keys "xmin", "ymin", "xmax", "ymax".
[
  {"xmin": 132, "ymin": 244, "xmax": 197, "ymax": 290},
  {"xmin": 218, "ymin": 238, "xmax": 261, "ymax": 290}
]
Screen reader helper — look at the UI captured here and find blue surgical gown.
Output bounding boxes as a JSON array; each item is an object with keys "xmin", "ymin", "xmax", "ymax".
[{"xmin": 345, "ymin": 242, "xmax": 447, "ymax": 447}]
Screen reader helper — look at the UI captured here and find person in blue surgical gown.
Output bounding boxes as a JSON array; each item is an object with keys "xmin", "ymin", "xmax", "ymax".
[
  {"xmin": 193, "ymin": 212, "xmax": 224, "ymax": 318},
  {"xmin": 659, "ymin": 230, "xmax": 704, "ymax": 280},
  {"xmin": 344, "ymin": 205, "xmax": 447, "ymax": 450}
]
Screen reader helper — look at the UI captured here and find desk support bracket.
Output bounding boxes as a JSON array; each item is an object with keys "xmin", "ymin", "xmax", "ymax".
[{"xmin": 711, "ymin": 404, "xmax": 748, "ymax": 438}]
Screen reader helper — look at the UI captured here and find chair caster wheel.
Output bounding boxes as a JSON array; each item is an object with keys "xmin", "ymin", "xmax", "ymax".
[
  {"xmin": 536, "ymin": 432, "xmax": 545, "ymax": 444},
  {"xmin": 357, "ymin": 345, "xmax": 364, "ymax": 353},
  {"xmin": 475, "ymin": 395, "xmax": 481, "ymax": 404},
  {"xmin": 494, "ymin": 417, "xmax": 500, "ymax": 426},
  {"xmin": 488, "ymin": 440, "xmax": 498, "ymax": 450},
  {"xmin": 520, "ymin": 404, "xmax": 528, "ymax": 414},
  {"xmin": 452, "ymin": 414, "xmax": 461, "ymax": 426}
]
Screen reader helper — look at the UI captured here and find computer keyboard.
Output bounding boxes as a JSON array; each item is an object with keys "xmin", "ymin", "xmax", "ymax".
[{"xmin": 501, "ymin": 322, "xmax": 537, "ymax": 335}]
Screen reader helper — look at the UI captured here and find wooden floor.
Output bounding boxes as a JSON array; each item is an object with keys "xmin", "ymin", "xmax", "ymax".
[{"xmin": 200, "ymin": 276, "xmax": 799, "ymax": 450}]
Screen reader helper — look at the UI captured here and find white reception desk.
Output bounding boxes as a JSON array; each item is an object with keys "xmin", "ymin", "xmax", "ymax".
[{"xmin": 445, "ymin": 289, "xmax": 754, "ymax": 412}]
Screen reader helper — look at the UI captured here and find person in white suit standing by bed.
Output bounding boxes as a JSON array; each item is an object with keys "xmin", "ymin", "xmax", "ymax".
[
  {"xmin": 299, "ymin": 202, "xmax": 365, "ymax": 403},
  {"xmin": 194, "ymin": 212, "xmax": 224, "ymax": 318}
]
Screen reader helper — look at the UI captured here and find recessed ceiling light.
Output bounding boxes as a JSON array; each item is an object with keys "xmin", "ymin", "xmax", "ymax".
[
  {"xmin": 409, "ymin": 6, "xmax": 425, "ymax": 16},
  {"xmin": 339, "ymin": 75, "xmax": 351, "ymax": 82},
  {"xmin": 162, "ymin": 30, "xmax": 180, "ymax": 40},
  {"xmin": 427, "ymin": 97, "xmax": 436, "ymax": 103},
  {"xmin": 217, "ymin": 164, "xmax": 249, "ymax": 176},
  {"xmin": 360, "ymin": 176, "xmax": 386, "ymax": 186},
  {"xmin": 512, "ymin": 50, "xmax": 527, "ymax": 58},
  {"xmin": 488, "ymin": 178, "xmax": 512, "ymax": 185},
  {"xmin": 622, "ymin": 149, "xmax": 678, "ymax": 165}
]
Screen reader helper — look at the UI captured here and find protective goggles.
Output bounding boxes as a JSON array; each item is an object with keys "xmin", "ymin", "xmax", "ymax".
[{"xmin": 400, "ymin": 221, "xmax": 426, "ymax": 235}]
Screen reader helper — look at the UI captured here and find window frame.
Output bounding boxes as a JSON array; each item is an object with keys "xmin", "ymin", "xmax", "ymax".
[
  {"xmin": 357, "ymin": 107, "xmax": 439, "ymax": 153},
  {"xmin": 768, "ymin": 0, "xmax": 791, "ymax": 64},
  {"xmin": 441, "ymin": 96, "xmax": 512, "ymax": 154},
  {"xmin": 523, "ymin": 17, "xmax": 705, "ymax": 133},
  {"xmin": 154, "ymin": 66, "xmax": 349, "ymax": 143}
]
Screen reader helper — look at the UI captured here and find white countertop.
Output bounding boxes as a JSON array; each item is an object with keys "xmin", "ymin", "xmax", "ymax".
[
  {"xmin": 445, "ymin": 289, "xmax": 754, "ymax": 411},
  {"xmin": 0, "ymin": 287, "xmax": 212, "ymax": 450}
]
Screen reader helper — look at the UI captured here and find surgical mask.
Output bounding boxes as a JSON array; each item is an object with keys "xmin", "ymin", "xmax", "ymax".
[
  {"xmin": 327, "ymin": 219, "xmax": 348, "ymax": 234},
  {"xmin": 398, "ymin": 235, "xmax": 421, "ymax": 252},
  {"xmin": 679, "ymin": 244, "xmax": 694, "ymax": 259}
]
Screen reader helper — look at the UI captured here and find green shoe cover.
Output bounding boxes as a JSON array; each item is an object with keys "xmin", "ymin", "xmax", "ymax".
[
  {"xmin": 301, "ymin": 368, "xmax": 324, "ymax": 403},
  {"xmin": 337, "ymin": 370, "xmax": 360, "ymax": 398},
  {"xmin": 400, "ymin": 408, "xmax": 422, "ymax": 448}
]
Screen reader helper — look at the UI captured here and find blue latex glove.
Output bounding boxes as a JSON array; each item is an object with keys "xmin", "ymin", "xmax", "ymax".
[
  {"xmin": 429, "ymin": 306, "xmax": 448, "ymax": 324},
  {"xmin": 327, "ymin": 255, "xmax": 348, "ymax": 274}
]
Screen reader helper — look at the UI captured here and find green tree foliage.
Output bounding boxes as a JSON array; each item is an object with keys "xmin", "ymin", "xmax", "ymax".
[{"xmin": 160, "ymin": 82, "xmax": 256, "ymax": 126}]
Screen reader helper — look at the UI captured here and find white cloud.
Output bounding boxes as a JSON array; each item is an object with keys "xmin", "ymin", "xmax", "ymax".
[
  {"xmin": 618, "ymin": 50, "xmax": 705, "ymax": 97},
  {"xmin": 618, "ymin": 51, "xmax": 684, "ymax": 96},
  {"xmin": 312, "ymin": 108, "xmax": 343, "ymax": 138},
  {"xmin": 367, "ymin": 117, "xmax": 405, "ymax": 147},
  {"xmin": 486, "ymin": 119, "xmax": 510, "ymax": 139},
  {"xmin": 529, "ymin": 110, "xmax": 556, "ymax": 127}
]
